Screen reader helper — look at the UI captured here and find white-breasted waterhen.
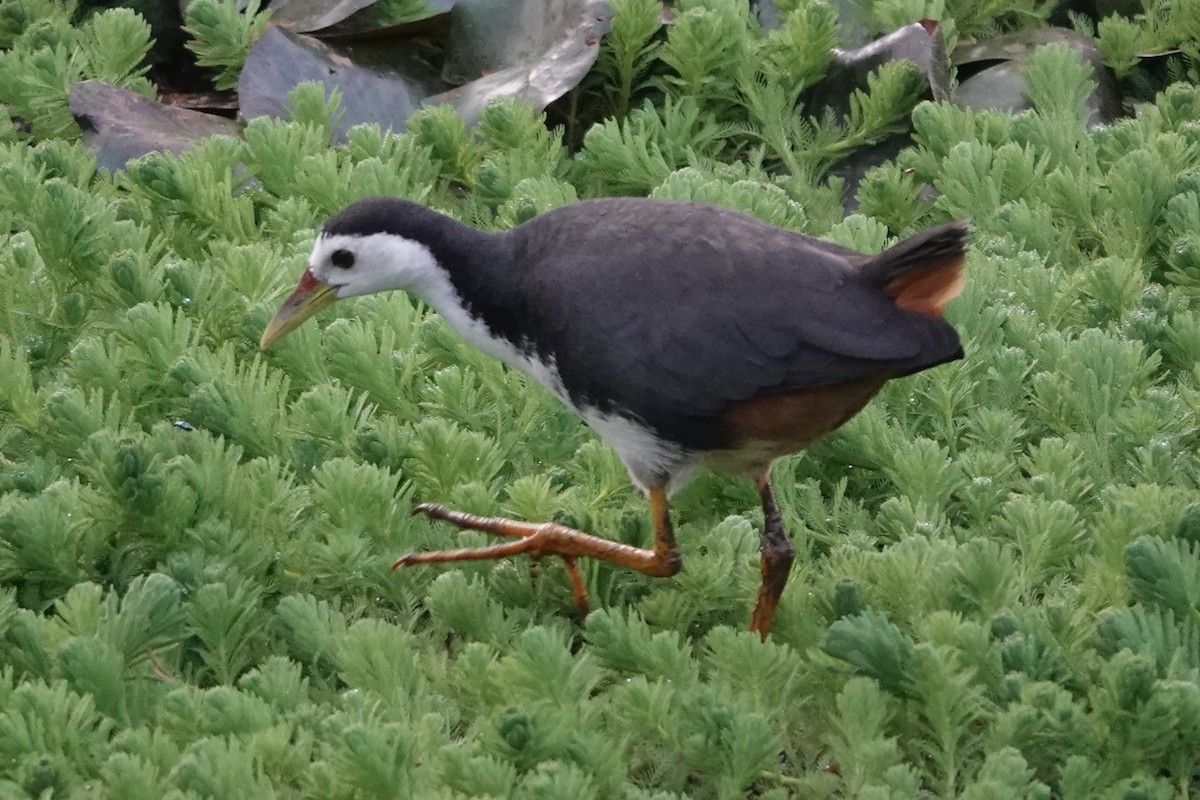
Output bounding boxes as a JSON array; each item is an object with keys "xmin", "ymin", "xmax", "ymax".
[{"xmin": 261, "ymin": 197, "xmax": 969, "ymax": 638}]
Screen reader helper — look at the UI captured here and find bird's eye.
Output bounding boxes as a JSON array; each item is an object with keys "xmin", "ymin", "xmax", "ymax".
[{"xmin": 330, "ymin": 249, "xmax": 355, "ymax": 269}]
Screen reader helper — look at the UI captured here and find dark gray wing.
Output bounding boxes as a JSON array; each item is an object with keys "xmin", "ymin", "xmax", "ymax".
[{"xmin": 496, "ymin": 200, "xmax": 963, "ymax": 449}]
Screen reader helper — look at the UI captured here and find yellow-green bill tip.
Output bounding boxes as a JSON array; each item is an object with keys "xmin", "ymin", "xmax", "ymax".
[{"xmin": 260, "ymin": 269, "xmax": 338, "ymax": 349}]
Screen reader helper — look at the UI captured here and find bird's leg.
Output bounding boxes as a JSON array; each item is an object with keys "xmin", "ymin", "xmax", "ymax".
[
  {"xmin": 394, "ymin": 487, "xmax": 682, "ymax": 615},
  {"xmin": 748, "ymin": 475, "xmax": 795, "ymax": 640},
  {"xmin": 559, "ymin": 556, "xmax": 588, "ymax": 616}
]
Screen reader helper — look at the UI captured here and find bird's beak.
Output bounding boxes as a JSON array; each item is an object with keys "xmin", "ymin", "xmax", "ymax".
[{"xmin": 259, "ymin": 268, "xmax": 338, "ymax": 349}]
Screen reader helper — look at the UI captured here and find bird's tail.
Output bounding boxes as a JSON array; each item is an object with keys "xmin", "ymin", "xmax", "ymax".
[{"xmin": 859, "ymin": 220, "xmax": 970, "ymax": 318}]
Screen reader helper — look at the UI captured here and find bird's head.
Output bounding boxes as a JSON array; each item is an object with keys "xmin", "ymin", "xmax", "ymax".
[{"xmin": 259, "ymin": 198, "xmax": 444, "ymax": 349}]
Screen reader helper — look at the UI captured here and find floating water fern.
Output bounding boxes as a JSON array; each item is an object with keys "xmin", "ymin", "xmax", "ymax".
[{"xmin": 1, "ymin": 0, "xmax": 1200, "ymax": 797}]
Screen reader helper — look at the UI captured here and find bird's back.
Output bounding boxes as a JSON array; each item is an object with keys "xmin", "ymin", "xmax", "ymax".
[{"xmin": 453, "ymin": 199, "xmax": 965, "ymax": 452}]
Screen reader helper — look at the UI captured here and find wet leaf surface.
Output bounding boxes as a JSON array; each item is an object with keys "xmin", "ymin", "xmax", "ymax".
[
  {"xmin": 952, "ymin": 27, "xmax": 1123, "ymax": 126},
  {"xmin": 237, "ymin": 0, "xmax": 608, "ymax": 132},
  {"xmin": 314, "ymin": 7, "xmax": 454, "ymax": 41},
  {"xmin": 73, "ymin": 6, "xmax": 1129, "ymax": 177},
  {"xmin": 832, "ymin": 134, "xmax": 914, "ymax": 214},
  {"xmin": 806, "ymin": 20, "xmax": 951, "ymax": 118},
  {"xmin": 840, "ymin": 20, "xmax": 951, "ymax": 100},
  {"xmin": 770, "ymin": 19, "xmax": 952, "ymax": 211},
  {"xmin": 238, "ymin": 26, "xmax": 448, "ymax": 138},
  {"xmin": 954, "ymin": 25, "xmax": 1104, "ymax": 67},
  {"xmin": 269, "ymin": 0, "xmax": 382, "ymax": 34},
  {"xmin": 433, "ymin": 0, "xmax": 610, "ymax": 124},
  {"xmin": 442, "ymin": 0, "xmax": 609, "ymax": 84},
  {"xmin": 68, "ymin": 79, "xmax": 243, "ymax": 171}
]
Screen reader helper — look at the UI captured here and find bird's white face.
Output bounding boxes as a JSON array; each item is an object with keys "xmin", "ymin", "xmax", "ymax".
[
  {"xmin": 260, "ymin": 232, "xmax": 438, "ymax": 348},
  {"xmin": 308, "ymin": 232, "xmax": 439, "ymax": 299}
]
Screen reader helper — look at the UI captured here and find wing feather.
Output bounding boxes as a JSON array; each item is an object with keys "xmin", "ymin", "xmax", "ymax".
[{"xmin": 497, "ymin": 200, "xmax": 962, "ymax": 449}]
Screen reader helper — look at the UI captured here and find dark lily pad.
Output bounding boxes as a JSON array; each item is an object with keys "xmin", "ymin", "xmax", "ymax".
[
  {"xmin": 832, "ymin": 133, "xmax": 915, "ymax": 214},
  {"xmin": 240, "ymin": 0, "xmax": 606, "ymax": 132},
  {"xmin": 954, "ymin": 26, "xmax": 1105, "ymax": 69},
  {"xmin": 238, "ymin": 25, "xmax": 449, "ymax": 138},
  {"xmin": 440, "ymin": 0, "xmax": 610, "ymax": 87},
  {"xmin": 952, "ymin": 27, "xmax": 1123, "ymax": 127},
  {"xmin": 69, "ymin": 79, "xmax": 243, "ymax": 172},
  {"xmin": 805, "ymin": 20, "xmax": 950, "ymax": 121},
  {"xmin": 794, "ymin": 21, "xmax": 950, "ymax": 213},
  {"xmin": 268, "ymin": 0, "xmax": 382, "ymax": 33},
  {"xmin": 839, "ymin": 20, "xmax": 950, "ymax": 100},
  {"xmin": 952, "ymin": 61, "xmax": 1032, "ymax": 115},
  {"xmin": 314, "ymin": 6, "xmax": 454, "ymax": 41}
]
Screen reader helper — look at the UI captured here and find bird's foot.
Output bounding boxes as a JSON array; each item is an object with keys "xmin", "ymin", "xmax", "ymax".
[
  {"xmin": 407, "ymin": 503, "xmax": 548, "ymax": 540},
  {"xmin": 396, "ymin": 503, "xmax": 595, "ymax": 613},
  {"xmin": 398, "ymin": 503, "xmax": 679, "ymax": 576},
  {"xmin": 395, "ymin": 496, "xmax": 682, "ymax": 621},
  {"xmin": 748, "ymin": 588, "xmax": 783, "ymax": 642}
]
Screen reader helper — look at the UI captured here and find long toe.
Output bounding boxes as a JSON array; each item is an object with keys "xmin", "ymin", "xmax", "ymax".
[{"xmin": 411, "ymin": 502, "xmax": 448, "ymax": 519}]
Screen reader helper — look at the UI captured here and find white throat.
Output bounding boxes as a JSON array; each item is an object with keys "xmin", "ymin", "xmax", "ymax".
[{"xmin": 318, "ymin": 232, "xmax": 570, "ymax": 404}]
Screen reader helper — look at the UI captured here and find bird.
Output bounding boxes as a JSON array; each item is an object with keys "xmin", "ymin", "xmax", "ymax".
[{"xmin": 260, "ymin": 196, "xmax": 969, "ymax": 639}]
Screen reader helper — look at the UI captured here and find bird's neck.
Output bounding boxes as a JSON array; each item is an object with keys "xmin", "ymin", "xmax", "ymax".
[{"xmin": 403, "ymin": 219, "xmax": 528, "ymax": 366}]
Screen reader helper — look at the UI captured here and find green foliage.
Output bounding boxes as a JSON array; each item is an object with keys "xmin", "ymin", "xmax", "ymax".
[
  {"xmin": 587, "ymin": 0, "xmax": 663, "ymax": 120},
  {"xmin": 650, "ymin": 165, "xmax": 807, "ymax": 230},
  {"xmin": 2, "ymin": 0, "xmax": 1200, "ymax": 797},
  {"xmin": 1097, "ymin": 0, "xmax": 1200, "ymax": 81},
  {"xmin": 569, "ymin": 0, "xmax": 927, "ymax": 192},
  {"xmin": 0, "ymin": 5, "xmax": 153, "ymax": 139},
  {"xmin": 183, "ymin": 0, "xmax": 270, "ymax": 91}
]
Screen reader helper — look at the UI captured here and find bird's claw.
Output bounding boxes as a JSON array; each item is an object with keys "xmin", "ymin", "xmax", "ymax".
[{"xmin": 392, "ymin": 506, "xmax": 593, "ymax": 616}]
